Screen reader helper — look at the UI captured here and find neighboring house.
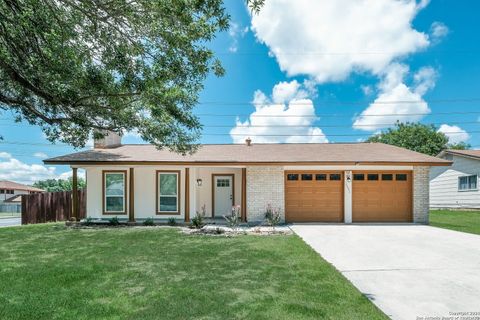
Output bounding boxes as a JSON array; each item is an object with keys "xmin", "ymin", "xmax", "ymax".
[
  {"xmin": 0, "ymin": 180, "xmax": 44, "ymax": 202},
  {"xmin": 44, "ymin": 132, "xmax": 450, "ymax": 224},
  {"xmin": 430, "ymin": 149, "xmax": 480, "ymax": 209}
]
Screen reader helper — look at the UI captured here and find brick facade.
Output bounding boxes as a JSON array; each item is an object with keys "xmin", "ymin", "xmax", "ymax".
[
  {"xmin": 246, "ymin": 166, "xmax": 285, "ymax": 222},
  {"xmin": 413, "ymin": 166, "xmax": 430, "ymax": 224}
]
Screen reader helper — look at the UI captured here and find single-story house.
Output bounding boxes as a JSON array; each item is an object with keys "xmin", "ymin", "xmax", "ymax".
[
  {"xmin": 44, "ymin": 132, "xmax": 450, "ymax": 224},
  {"xmin": 430, "ymin": 149, "xmax": 480, "ymax": 209},
  {"xmin": 0, "ymin": 180, "xmax": 44, "ymax": 202}
]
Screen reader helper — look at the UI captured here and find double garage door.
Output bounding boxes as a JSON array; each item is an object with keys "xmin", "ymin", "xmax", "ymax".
[{"xmin": 285, "ymin": 171, "xmax": 412, "ymax": 222}]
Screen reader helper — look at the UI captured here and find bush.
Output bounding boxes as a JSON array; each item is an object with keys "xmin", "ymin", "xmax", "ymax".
[
  {"xmin": 191, "ymin": 204, "xmax": 206, "ymax": 229},
  {"xmin": 84, "ymin": 216, "xmax": 93, "ymax": 226},
  {"xmin": 223, "ymin": 205, "xmax": 241, "ymax": 231},
  {"xmin": 167, "ymin": 217, "xmax": 177, "ymax": 226},
  {"xmin": 264, "ymin": 204, "xmax": 281, "ymax": 229},
  {"xmin": 143, "ymin": 217, "xmax": 155, "ymax": 226},
  {"xmin": 109, "ymin": 216, "xmax": 120, "ymax": 226}
]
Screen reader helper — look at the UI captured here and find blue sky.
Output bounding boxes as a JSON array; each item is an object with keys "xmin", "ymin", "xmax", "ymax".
[{"xmin": 1, "ymin": 0, "xmax": 480, "ymax": 183}]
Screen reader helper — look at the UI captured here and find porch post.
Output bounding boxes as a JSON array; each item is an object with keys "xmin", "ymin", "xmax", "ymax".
[
  {"xmin": 241, "ymin": 168, "xmax": 247, "ymax": 222},
  {"xmin": 72, "ymin": 167, "xmax": 78, "ymax": 221},
  {"xmin": 129, "ymin": 167, "xmax": 135, "ymax": 223},
  {"xmin": 185, "ymin": 168, "xmax": 190, "ymax": 222}
]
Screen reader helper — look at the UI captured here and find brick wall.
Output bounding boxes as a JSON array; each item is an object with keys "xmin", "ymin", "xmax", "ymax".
[
  {"xmin": 413, "ymin": 166, "xmax": 430, "ymax": 224},
  {"xmin": 246, "ymin": 166, "xmax": 285, "ymax": 222}
]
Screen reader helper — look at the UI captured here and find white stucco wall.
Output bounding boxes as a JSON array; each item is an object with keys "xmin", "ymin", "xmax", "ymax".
[
  {"xmin": 430, "ymin": 155, "xmax": 480, "ymax": 209},
  {"xmin": 85, "ymin": 166, "xmax": 242, "ymax": 220}
]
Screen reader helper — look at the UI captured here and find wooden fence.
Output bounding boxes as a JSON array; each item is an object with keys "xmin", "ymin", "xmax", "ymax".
[{"xmin": 21, "ymin": 190, "xmax": 86, "ymax": 225}]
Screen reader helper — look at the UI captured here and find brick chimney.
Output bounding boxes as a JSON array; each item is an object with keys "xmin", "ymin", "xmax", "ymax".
[
  {"xmin": 94, "ymin": 130, "xmax": 122, "ymax": 149},
  {"xmin": 245, "ymin": 137, "xmax": 252, "ymax": 146}
]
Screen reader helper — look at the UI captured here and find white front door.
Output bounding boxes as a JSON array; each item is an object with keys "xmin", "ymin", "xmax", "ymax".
[{"xmin": 213, "ymin": 175, "xmax": 233, "ymax": 217}]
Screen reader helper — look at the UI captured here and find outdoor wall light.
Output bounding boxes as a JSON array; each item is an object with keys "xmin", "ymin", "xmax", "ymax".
[
  {"xmin": 346, "ymin": 173, "xmax": 352, "ymax": 182},
  {"xmin": 196, "ymin": 179, "xmax": 203, "ymax": 187}
]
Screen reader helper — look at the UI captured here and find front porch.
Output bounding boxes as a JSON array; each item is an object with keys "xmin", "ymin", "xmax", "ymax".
[{"xmin": 72, "ymin": 165, "xmax": 250, "ymax": 223}]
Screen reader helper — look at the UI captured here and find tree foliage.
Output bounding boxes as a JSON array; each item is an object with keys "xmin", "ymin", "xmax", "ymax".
[
  {"xmin": 366, "ymin": 122, "xmax": 470, "ymax": 156},
  {"xmin": 0, "ymin": 0, "xmax": 250, "ymax": 153},
  {"xmin": 33, "ymin": 177, "xmax": 86, "ymax": 192}
]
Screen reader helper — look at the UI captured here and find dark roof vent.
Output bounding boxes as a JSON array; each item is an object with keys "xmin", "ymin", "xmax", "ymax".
[{"xmin": 245, "ymin": 137, "xmax": 252, "ymax": 146}]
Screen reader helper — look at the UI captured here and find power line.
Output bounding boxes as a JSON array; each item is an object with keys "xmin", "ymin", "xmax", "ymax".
[{"xmin": 195, "ymin": 111, "xmax": 480, "ymax": 118}]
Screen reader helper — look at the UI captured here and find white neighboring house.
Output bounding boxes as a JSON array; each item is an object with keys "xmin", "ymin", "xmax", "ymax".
[
  {"xmin": 0, "ymin": 180, "xmax": 44, "ymax": 202},
  {"xmin": 430, "ymin": 150, "xmax": 480, "ymax": 209}
]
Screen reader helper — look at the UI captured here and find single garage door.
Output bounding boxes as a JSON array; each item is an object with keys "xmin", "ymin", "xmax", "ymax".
[
  {"xmin": 352, "ymin": 171, "xmax": 412, "ymax": 222},
  {"xmin": 285, "ymin": 171, "xmax": 343, "ymax": 222}
]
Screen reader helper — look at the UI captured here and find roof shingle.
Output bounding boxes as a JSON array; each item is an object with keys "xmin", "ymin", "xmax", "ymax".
[{"xmin": 43, "ymin": 143, "xmax": 451, "ymax": 166}]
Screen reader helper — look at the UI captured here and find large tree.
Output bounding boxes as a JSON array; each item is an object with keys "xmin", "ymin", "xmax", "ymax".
[
  {"xmin": 0, "ymin": 0, "xmax": 262, "ymax": 153},
  {"xmin": 367, "ymin": 122, "xmax": 470, "ymax": 156}
]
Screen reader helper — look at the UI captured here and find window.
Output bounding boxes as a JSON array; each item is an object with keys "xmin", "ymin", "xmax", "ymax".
[
  {"xmin": 353, "ymin": 174, "xmax": 365, "ymax": 181},
  {"xmin": 316, "ymin": 174, "xmax": 327, "ymax": 181},
  {"xmin": 330, "ymin": 174, "xmax": 341, "ymax": 181},
  {"xmin": 458, "ymin": 175, "xmax": 477, "ymax": 191},
  {"xmin": 157, "ymin": 171, "xmax": 180, "ymax": 214},
  {"xmin": 287, "ymin": 174, "xmax": 298, "ymax": 181},
  {"xmin": 0, "ymin": 190, "xmax": 4, "ymax": 194},
  {"xmin": 103, "ymin": 171, "xmax": 126, "ymax": 214},
  {"xmin": 301, "ymin": 174, "xmax": 313, "ymax": 181},
  {"xmin": 367, "ymin": 174, "xmax": 379, "ymax": 181},
  {"xmin": 382, "ymin": 174, "xmax": 393, "ymax": 181},
  {"xmin": 216, "ymin": 179, "xmax": 230, "ymax": 187},
  {"xmin": 396, "ymin": 174, "xmax": 408, "ymax": 181}
]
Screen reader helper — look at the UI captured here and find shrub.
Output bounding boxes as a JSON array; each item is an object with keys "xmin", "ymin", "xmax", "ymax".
[
  {"xmin": 143, "ymin": 217, "xmax": 155, "ymax": 226},
  {"xmin": 84, "ymin": 216, "xmax": 93, "ymax": 226},
  {"xmin": 223, "ymin": 205, "xmax": 241, "ymax": 231},
  {"xmin": 264, "ymin": 204, "xmax": 281, "ymax": 229},
  {"xmin": 109, "ymin": 216, "xmax": 120, "ymax": 226},
  {"xmin": 191, "ymin": 204, "xmax": 206, "ymax": 229},
  {"xmin": 167, "ymin": 217, "xmax": 177, "ymax": 226},
  {"xmin": 69, "ymin": 217, "xmax": 77, "ymax": 222}
]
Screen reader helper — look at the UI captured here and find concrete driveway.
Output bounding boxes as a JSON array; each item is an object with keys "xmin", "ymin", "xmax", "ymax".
[
  {"xmin": 0, "ymin": 218, "xmax": 21, "ymax": 228},
  {"xmin": 291, "ymin": 224, "xmax": 480, "ymax": 320}
]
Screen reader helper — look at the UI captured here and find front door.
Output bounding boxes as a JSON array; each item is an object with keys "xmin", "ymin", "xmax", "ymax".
[{"xmin": 213, "ymin": 175, "xmax": 234, "ymax": 217}]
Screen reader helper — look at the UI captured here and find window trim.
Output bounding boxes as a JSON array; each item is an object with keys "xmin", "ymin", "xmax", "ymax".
[
  {"xmin": 102, "ymin": 170, "xmax": 127, "ymax": 215},
  {"xmin": 458, "ymin": 174, "xmax": 478, "ymax": 192},
  {"xmin": 156, "ymin": 170, "xmax": 181, "ymax": 215}
]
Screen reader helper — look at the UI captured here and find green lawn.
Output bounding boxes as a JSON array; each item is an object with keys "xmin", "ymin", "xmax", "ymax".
[
  {"xmin": 0, "ymin": 224, "xmax": 387, "ymax": 320},
  {"xmin": 430, "ymin": 210, "xmax": 480, "ymax": 235},
  {"xmin": 0, "ymin": 212, "xmax": 20, "ymax": 219}
]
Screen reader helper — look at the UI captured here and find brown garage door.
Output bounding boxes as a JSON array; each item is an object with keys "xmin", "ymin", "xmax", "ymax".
[
  {"xmin": 352, "ymin": 171, "xmax": 412, "ymax": 222},
  {"xmin": 285, "ymin": 171, "xmax": 343, "ymax": 222}
]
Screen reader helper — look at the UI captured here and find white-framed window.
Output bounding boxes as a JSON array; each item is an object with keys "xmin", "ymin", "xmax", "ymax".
[
  {"xmin": 157, "ymin": 171, "xmax": 180, "ymax": 214},
  {"xmin": 103, "ymin": 171, "xmax": 126, "ymax": 213},
  {"xmin": 458, "ymin": 175, "xmax": 478, "ymax": 191}
]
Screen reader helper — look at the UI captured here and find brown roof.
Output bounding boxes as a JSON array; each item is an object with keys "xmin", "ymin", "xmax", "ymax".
[
  {"xmin": 43, "ymin": 143, "xmax": 451, "ymax": 166},
  {"xmin": 0, "ymin": 180, "xmax": 44, "ymax": 192},
  {"xmin": 443, "ymin": 149, "xmax": 480, "ymax": 160}
]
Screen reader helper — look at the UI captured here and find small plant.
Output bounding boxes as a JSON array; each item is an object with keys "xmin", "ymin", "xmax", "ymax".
[
  {"xmin": 109, "ymin": 216, "xmax": 120, "ymax": 226},
  {"xmin": 264, "ymin": 204, "xmax": 281, "ymax": 230},
  {"xmin": 223, "ymin": 205, "xmax": 241, "ymax": 231},
  {"xmin": 167, "ymin": 217, "xmax": 177, "ymax": 226},
  {"xmin": 191, "ymin": 204, "xmax": 206, "ymax": 229},
  {"xmin": 69, "ymin": 216, "xmax": 77, "ymax": 222},
  {"xmin": 84, "ymin": 216, "xmax": 93, "ymax": 226},
  {"xmin": 143, "ymin": 217, "xmax": 155, "ymax": 226}
]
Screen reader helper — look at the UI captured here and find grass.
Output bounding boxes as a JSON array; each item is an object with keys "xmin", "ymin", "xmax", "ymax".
[
  {"xmin": 430, "ymin": 210, "xmax": 480, "ymax": 235},
  {"xmin": 0, "ymin": 224, "xmax": 387, "ymax": 320},
  {"xmin": 0, "ymin": 212, "xmax": 20, "ymax": 219}
]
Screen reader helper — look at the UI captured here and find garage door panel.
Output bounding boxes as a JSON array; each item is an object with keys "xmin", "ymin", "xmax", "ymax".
[
  {"xmin": 285, "ymin": 171, "xmax": 344, "ymax": 222},
  {"xmin": 352, "ymin": 171, "xmax": 412, "ymax": 222}
]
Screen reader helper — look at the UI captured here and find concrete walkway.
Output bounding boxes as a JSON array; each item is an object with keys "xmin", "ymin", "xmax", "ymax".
[
  {"xmin": 0, "ymin": 217, "xmax": 21, "ymax": 228},
  {"xmin": 291, "ymin": 224, "xmax": 480, "ymax": 320}
]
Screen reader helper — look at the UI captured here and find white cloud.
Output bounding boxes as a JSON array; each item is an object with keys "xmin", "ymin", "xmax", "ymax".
[
  {"xmin": 58, "ymin": 170, "xmax": 86, "ymax": 180},
  {"xmin": 0, "ymin": 157, "xmax": 57, "ymax": 184},
  {"xmin": 430, "ymin": 21, "xmax": 449, "ymax": 43},
  {"xmin": 230, "ymin": 80, "xmax": 327, "ymax": 143},
  {"xmin": 251, "ymin": 0, "xmax": 431, "ymax": 83},
  {"xmin": 438, "ymin": 124, "xmax": 470, "ymax": 144},
  {"xmin": 0, "ymin": 152, "xmax": 12, "ymax": 159},
  {"xmin": 361, "ymin": 85, "xmax": 374, "ymax": 96},
  {"xmin": 353, "ymin": 63, "xmax": 437, "ymax": 131},
  {"xmin": 228, "ymin": 22, "xmax": 248, "ymax": 53},
  {"xmin": 33, "ymin": 152, "xmax": 48, "ymax": 159}
]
